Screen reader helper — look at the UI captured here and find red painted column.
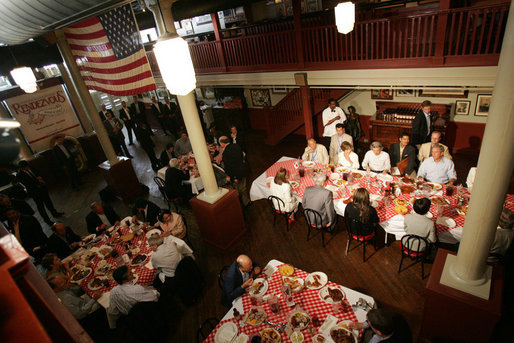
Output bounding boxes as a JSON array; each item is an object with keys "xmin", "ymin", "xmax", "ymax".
[
  {"xmin": 300, "ymin": 85, "xmax": 314, "ymax": 139},
  {"xmin": 211, "ymin": 12, "xmax": 227, "ymax": 71},
  {"xmin": 292, "ymin": 0, "xmax": 305, "ymax": 67}
]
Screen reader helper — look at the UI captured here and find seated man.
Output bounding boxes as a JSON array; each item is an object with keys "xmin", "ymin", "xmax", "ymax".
[
  {"xmin": 174, "ymin": 132, "xmax": 193, "ymax": 156},
  {"xmin": 349, "ymin": 308, "xmax": 412, "ymax": 343},
  {"xmin": 47, "ymin": 222, "xmax": 82, "ymax": 259},
  {"xmin": 132, "ymin": 199, "xmax": 161, "ymax": 226},
  {"xmin": 488, "ymin": 207, "xmax": 514, "ymax": 262},
  {"xmin": 164, "ymin": 158, "xmax": 193, "ymax": 200},
  {"xmin": 417, "ymin": 143, "xmax": 457, "ymax": 185},
  {"xmin": 418, "ymin": 131, "xmax": 452, "ymax": 163},
  {"xmin": 108, "ymin": 265, "xmax": 159, "ymax": 324},
  {"xmin": 221, "ymin": 254, "xmax": 261, "ymax": 308},
  {"xmin": 388, "ymin": 132, "xmax": 416, "ymax": 177},
  {"xmin": 159, "ymin": 143, "xmax": 176, "ymax": 168},
  {"xmin": 404, "ymin": 198, "xmax": 437, "ymax": 251},
  {"xmin": 302, "ymin": 138, "xmax": 329, "ymax": 165},
  {"xmin": 148, "ymin": 234, "xmax": 194, "ymax": 292},
  {"xmin": 41, "ymin": 253, "xmax": 71, "ymax": 280},
  {"xmin": 48, "ymin": 273, "xmax": 102, "ymax": 320},
  {"xmin": 329, "ymin": 123, "xmax": 353, "ymax": 164},
  {"xmin": 302, "ymin": 173, "xmax": 336, "ymax": 229},
  {"xmin": 0, "ymin": 194, "xmax": 34, "ymax": 221},
  {"xmin": 5, "ymin": 207, "xmax": 48, "ymax": 260},
  {"xmin": 86, "ymin": 202, "xmax": 121, "ymax": 234}
]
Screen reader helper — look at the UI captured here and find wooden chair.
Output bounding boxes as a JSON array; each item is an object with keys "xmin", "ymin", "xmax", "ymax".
[
  {"xmin": 345, "ymin": 217, "xmax": 376, "ymax": 262},
  {"xmin": 196, "ymin": 317, "xmax": 219, "ymax": 342},
  {"xmin": 267, "ymin": 195, "xmax": 294, "ymax": 232},
  {"xmin": 303, "ymin": 208, "xmax": 335, "ymax": 248},
  {"xmin": 153, "ymin": 176, "xmax": 181, "ymax": 213},
  {"xmin": 399, "ymin": 234, "xmax": 429, "ymax": 279},
  {"xmin": 218, "ymin": 265, "xmax": 229, "ymax": 290}
]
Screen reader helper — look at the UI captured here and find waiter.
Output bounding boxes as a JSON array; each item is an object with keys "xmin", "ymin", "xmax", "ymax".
[
  {"xmin": 322, "ymin": 98, "xmax": 346, "ymax": 151},
  {"xmin": 412, "ymin": 100, "xmax": 433, "ymax": 148}
]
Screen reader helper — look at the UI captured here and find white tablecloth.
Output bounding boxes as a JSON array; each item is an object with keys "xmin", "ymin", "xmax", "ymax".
[
  {"xmin": 249, "ymin": 156, "xmax": 294, "ymax": 201},
  {"xmin": 157, "ymin": 167, "xmax": 204, "ymax": 194}
]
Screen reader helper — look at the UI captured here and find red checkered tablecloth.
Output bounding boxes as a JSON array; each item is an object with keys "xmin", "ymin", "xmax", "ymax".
[{"xmin": 204, "ymin": 264, "xmax": 360, "ymax": 343}]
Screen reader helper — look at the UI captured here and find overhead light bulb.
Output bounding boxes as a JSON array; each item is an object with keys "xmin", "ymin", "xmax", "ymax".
[
  {"xmin": 10, "ymin": 67, "xmax": 38, "ymax": 93},
  {"xmin": 335, "ymin": 2, "xmax": 355, "ymax": 35}
]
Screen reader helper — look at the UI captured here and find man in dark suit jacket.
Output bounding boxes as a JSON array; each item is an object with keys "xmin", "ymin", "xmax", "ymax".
[
  {"xmin": 220, "ymin": 136, "xmax": 250, "ymax": 206},
  {"xmin": 47, "ymin": 222, "xmax": 82, "ymax": 259},
  {"xmin": 98, "ymin": 104, "xmax": 114, "ymax": 122},
  {"xmin": 230, "ymin": 125, "xmax": 246, "ymax": 153},
  {"xmin": 52, "ymin": 134, "xmax": 80, "ymax": 190},
  {"xmin": 0, "ymin": 194, "xmax": 34, "ymax": 222},
  {"xmin": 164, "ymin": 159, "xmax": 193, "ymax": 200},
  {"xmin": 162, "ymin": 96, "xmax": 179, "ymax": 136},
  {"xmin": 150, "ymin": 96, "xmax": 172, "ymax": 136},
  {"xmin": 135, "ymin": 121, "xmax": 160, "ymax": 170},
  {"xmin": 302, "ymin": 174, "xmax": 336, "ymax": 229},
  {"xmin": 5, "ymin": 208, "xmax": 48, "ymax": 260},
  {"xmin": 388, "ymin": 132, "xmax": 417, "ymax": 177},
  {"xmin": 103, "ymin": 111, "xmax": 132, "ymax": 158},
  {"xmin": 159, "ymin": 143, "xmax": 176, "ymax": 168},
  {"xmin": 221, "ymin": 255, "xmax": 261, "ymax": 308},
  {"xmin": 130, "ymin": 95, "xmax": 152, "ymax": 136},
  {"xmin": 132, "ymin": 199, "xmax": 161, "ymax": 226},
  {"xmin": 86, "ymin": 202, "xmax": 121, "ymax": 234},
  {"xmin": 119, "ymin": 101, "xmax": 135, "ymax": 145},
  {"xmin": 412, "ymin": 100, "xmax": 433, "ymax": 147}
]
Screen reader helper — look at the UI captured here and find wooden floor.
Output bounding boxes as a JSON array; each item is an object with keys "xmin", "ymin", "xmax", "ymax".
[{"xmin": 36, "ymin": 128, "xmax": 512, "ymax": 342}]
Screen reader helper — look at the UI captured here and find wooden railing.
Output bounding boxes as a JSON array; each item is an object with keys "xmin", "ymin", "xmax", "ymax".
[{"xmin": 264, "ymin": 88, "xmax": 302, "ymax": 145}]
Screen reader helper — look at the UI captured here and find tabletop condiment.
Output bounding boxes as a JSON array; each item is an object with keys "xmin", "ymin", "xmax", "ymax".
[{"xmin": 233, "ymin": 308, "xmax": 242, "ymax": 321}]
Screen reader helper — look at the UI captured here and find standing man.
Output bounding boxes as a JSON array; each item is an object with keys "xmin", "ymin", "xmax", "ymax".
[
  {"xmin": 16, "ymin": 160, "xmax": 64, "ymax": 226},
  {"xmin": 162, "ymin": 96, "xmax": 179, "ymax": 136},
  {"xmin": 322, "ymin": 98, "xmax": 346, "ymax": 151},
  {"xmin": 150, "ymin": 96, "xmax": 172, "ymax": 136},
  {"xmin": 230, "ymin": 125, "xmax": 246, "ymax": 153},
  {"xmin": 220, "ymin": 136, "xmax": 251, "ymax": 207},
  {"xmin": 103, "ymin": 111, "xmax": 132, "ymax": 158},
  {"xmin": 412, "ymin": 100, "xmax": 433, "ymax": 148},
  {"xmin": 135, "ymin": 121, "xmax": 160, "ymax": 171},
  {"xmin": 98, "ymin": 104, "xmax": 113, "ymax": 122},
  {"xmin": 130, "ymin": 95, "xmax": 152, "ymax": 136},
  {"xmin": 329, "ymin": 123, "xmax": 353, "ymax": 164},
  {"xmin": 5, "ymin": 208, "xmax": 48, "ymax": 260},
  {"xmin": 52, "ymin": 134, "xmax": 80, "ymax": 190},
  {"xmin": 389, "ymin": 132, "xmax": 417, "ymax": 177},
  {"xmin": 119, "ymin": 101, "xmax": 135, "ymax": 145}
]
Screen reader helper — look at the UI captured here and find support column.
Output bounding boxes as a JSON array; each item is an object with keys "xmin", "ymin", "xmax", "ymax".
[
  {"xmin": 211, "ymin": 12, "xmax": 227, "ymax": 71},
  {"xmin": 57, "ymin": 63, "xmax": 93, "ymax": 133},
  {"xmin": 292, "ymin": 0, "xmax": 305, "ymax": 67},
  {"xmin": 0, "ymin": 105, "xmax": 33, "ymax": 160},
  {"xmin": 145, "ymin": 1, "xmax": 165, "ymax": 36},
  {"xmin": 296, "ymin": 73, "xmax": 314, "ymax": 139}
]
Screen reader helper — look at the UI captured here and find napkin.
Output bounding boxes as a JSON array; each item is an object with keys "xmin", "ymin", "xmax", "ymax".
[
  {"xmin": 432, "ymin": 190, "xmax": 444, "ymax": 197},
  {"xmin": 217, "ymin": 323, "xmax": 236, "ymax": 342},
  {"xmin": 97, "ymin": 292, "xmax": 110, "ymax": 308},
  {"xmin": 145, "ymin": 260, "xmax": 154, "ymax": 270},
  {"xmin": 319, "ymin": 314, "xmax": 338, "ymax": 334}
]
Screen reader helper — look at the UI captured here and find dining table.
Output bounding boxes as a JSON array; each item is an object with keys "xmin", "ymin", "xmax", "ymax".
[{"xmin": 204, "ymin": 259, "xmax": 375, "ymax": 343}]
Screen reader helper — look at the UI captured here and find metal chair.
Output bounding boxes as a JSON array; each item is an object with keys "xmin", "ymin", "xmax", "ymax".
[
  {"xmin": 345, "ymin": 217, "xmax": 376, "ymax": 262},
  {"xmin": 218, "ymin": 265, "xmax": 229, "ymax": 290},
  {"xmin": 303, "ymin": 208, "xmax": 334, "ymax": 248},
  {"xmin": 267, "ymin": 195, "xmax": 294, "ymax": 232},
  {"xmin": 153, "ymin": 176, "xmax": 181, "ymax": 213},
  {"xmin": 196, "ymin": 317, "xmax": 219, "ymax": 342},
  {"xmin": 399, "ymin": 234, "xmax": 429, "ymax": 279}
]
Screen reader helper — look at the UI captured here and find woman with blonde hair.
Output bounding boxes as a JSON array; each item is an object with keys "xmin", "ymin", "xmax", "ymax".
[
  {"xmin": 338, "ymin": 141, "xmax": 360, "ymax": 169},
  {"xmin": 344, "ymin": 188, "xmax": 379, "ymax": 235},
  {"xmin": 270, "ymin": 168, "xmax": 298, "ymax": 222}
]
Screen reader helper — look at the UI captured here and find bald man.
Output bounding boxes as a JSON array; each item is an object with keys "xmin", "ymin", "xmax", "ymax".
[
  {"xmin": 221, "ymin": 255, "xmax": 261, "ymax": 308},
  {"xmin": 302, "ymin": 138, "xmax": 329, "ymax": 165}
]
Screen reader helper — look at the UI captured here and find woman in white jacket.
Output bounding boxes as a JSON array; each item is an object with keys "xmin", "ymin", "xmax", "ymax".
[
  {"xmin": 337, "ymin": 141, "xmax": 360, "ymax": 169},
  {"xmin": 269, "ymin": 168, "xmax": 299, "ymax": 222}
]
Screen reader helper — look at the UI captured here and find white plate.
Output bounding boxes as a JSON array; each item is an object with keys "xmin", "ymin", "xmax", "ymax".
[
  {"xmin": 96, "ymin": 245, "xmax": 113, "ymax": 259},
  {"xmin": 130, "ymin": 254, "xmax": 148, "ymax": 266},
  {"xmin": 377, "ymin": 173, "xmax": 393, "ymax": 182},
  {"xmin": 371, "ymin": 200, "xmax": 379, "ymax": 208},
  {"xmin": 146, "ymin": 229, "xmax": 161, "ymax": 238},
  {"xmin": 430, "ymin": 196, "xmax": 450, "ymax": 206},
  {"xmin": 302, "ymin": 161, "xmax": 315, "ymax": 167},
  {"xmin": 282, "ymin": 276, "xmax": 304, "ymax": 293},
  {"xmin": 305, "ymin": 271, "xmax": 328, "ymax": 290},
  {"xmin": 71, "ymin": 267, "xmax": 92, "ymax": 283},
  {"xmin": 335, "ymin": 166, "xmax": 350, "ymax": 173},
  {"xmin": 319, "ymin": 285, "xmax": 346, "ymax": 304},
  {"xmin": 214, "ymin": 321, "xmax": 238, "ymax": 343},
  {"xmin": 88, "ymin": 276, "xmax": 108, "ymax": 291},
  {"xmin": 290, "ymin": 181, "xmax": 300, "ymax": 189},
  {"xmin": 94, "ymin": 261, "xmax": 113, "ymax": 275},
  {"xmin": 312, "ymin": 334, "xmax": 328, "ymax": 343},
  {"xmin": 436, "ymin": 216, "xmax": 456, "ymax": 228},
  {"xmin": 290, "ymin": 331, "xmax": 304, "ymax": 343},
  {"xmin": 329, "ymin": 173, "xmax": 340, "ymax": 181},
  {"xmin": 329, "ymin": 324, "xmax": 358, "ymax": 343},
  {"xmin": 249, "ymin": 278, "xmax": 269, "ymax": 297},
  {"xmin": 336, "ymin": 320, "xmax": 361, "ymax": 336}
]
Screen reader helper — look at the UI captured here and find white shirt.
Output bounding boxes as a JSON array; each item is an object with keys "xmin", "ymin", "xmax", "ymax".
[
  {"xmin": 362, "ymin": 150, "xmax": 391, "ymax": 172},
  {"xmin": 423, "ymin": 111, "xmax": 431, "ymax": 136},
  {"xmin": 269, "ymin": 180, "xmax": 298, "ymax": 213},
  {"xmin": 322, "ymin": 106, "xmax": 346, "ymax": 137},
  {"xmin": 57, "ymin": 144, "xmax": 70, "ymax": 158},
  {"xmin": 151, "ymin": 236, "xmax": 193, "ymax": 278},
  {"xmin": 97, "ymin": 213, "xmax": 110, "ymax": 226},
  {"xmin": 122, "ymin": 107, "xmax": 131, "ymax": 120},
  {"xmin": 337, "ymin": 151, "xmax": 360, "ymax": 169},
  {"xmin": 108, "ymin": 283, "xmax": 159, "ymax": 317}
]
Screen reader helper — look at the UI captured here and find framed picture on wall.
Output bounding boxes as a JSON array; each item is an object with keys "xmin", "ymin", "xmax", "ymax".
[
  {"xmin": 371, "ymin": 89, "xmax": 393, "ymax": 100},
  {"xmin": 475, "ymin": 94, "xmax": 492, "ymax": 116},
  {"xmin": 396, "ymin": 89, "xmax": 416, "ymax": 97},
  {"xmin": 419, "ymin": 88, "xmax": 468, "ymax": 98},
  {"xmin": 201, "ymin": 87, "xmax": 216, "ymax": 99},
  {"xmin": 455, "ymin": 100, "xmax": 471, "ymax": 115},
  {"xmin": 250, "ymin": 89, "xmax": 271, "ymax": 107}
]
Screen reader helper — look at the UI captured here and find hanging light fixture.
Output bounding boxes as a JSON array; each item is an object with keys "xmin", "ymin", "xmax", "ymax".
[
  {"xmin": 335, "ymin": 2, "xmax": 355, "ymax": 35},
  {"xmin": 10, "ymin": 67, "xmax": 38, "ymax": 94}
]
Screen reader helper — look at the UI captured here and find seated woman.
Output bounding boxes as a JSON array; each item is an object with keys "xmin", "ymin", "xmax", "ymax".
[
  {"xmin": 269, "ymin": 168, "xmax": 299, "ymax": 222},
  {"xmin": 155, "ymin": 210, "xmax": 187, "ymax": 240},
  {"xmin": 41, "ymin": 253, "xmax": 71, "ymax": 280},
  {"xmin": 362, "ymin": 141, "xmax": 391, "ymax": 174},
  {"xmin": 344, "ymin": 188, "xmax": 379, "ymax": 235},
  {"xmin": 338, "ymin": 141, "xmax": 360, "ymax": 169}
]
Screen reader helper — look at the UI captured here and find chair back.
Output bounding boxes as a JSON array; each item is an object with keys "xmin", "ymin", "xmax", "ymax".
[
  {"xmin": 400, "ymin": 234, "xmax": 429, "ymax": 257},
  {"xmin": 304, "ymin": 208, "xmax": 324, "ymax": 229},
  {"xmin": 197, "ymin": 317, "xmax": 219, "ymax": 343},
  {"xmin": 218, "ymin": 265, "xmax": 229, "ymax": 289},
  {"xmin": 267, "ymin": 195, "xmax": 286, "ymax": 214},
  {"xmin": 153, "ymin": 176, "xmax": 170, "ymax": 201}
]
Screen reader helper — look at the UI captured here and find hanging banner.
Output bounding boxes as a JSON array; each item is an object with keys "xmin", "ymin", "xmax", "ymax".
[{"xmin": 5, "ymin": 84, "xmax": 84, "ymax": 153}]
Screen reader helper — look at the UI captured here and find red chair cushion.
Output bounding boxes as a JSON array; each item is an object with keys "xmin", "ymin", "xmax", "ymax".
[
  {"xmin": 401, "ymin": 246, "xmax": 425, "ymax": 258},
  {"xmin": 351, "ymin": 233, "xmax": 375, "ymax": 242}
]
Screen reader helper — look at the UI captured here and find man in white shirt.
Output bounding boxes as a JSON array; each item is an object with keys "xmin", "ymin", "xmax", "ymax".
[
  {"xmin": 322, "ymin": 98, "xmax": 346, "ymax": 151},
  {"xmin": 148, "ymin": 234, "xmax": 194, "ymax": 292},
  {"xmin": 417, "ymin": 131, "xmax": 452, "ymax": 163},
  {"xmin": 302, "ymin": 138, "xmax": 329, "ymax": 164},
  {"xmin": 418, "ymin": 144, "xmax": 457, "ymax": 184},
  {"xmin": 329, "ymin": 123, "xmax": 353, "ymax": 164},
  {"xmin": 108, "ymin": 265, "xmax": 159, "ymax": 324}
]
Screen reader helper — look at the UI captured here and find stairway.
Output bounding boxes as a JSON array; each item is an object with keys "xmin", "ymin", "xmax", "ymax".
[{"xmin": 264, "ymin": 88, "xmax": 351, "ymax": 145}]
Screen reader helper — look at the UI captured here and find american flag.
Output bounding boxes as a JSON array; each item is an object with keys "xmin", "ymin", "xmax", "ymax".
[{"xmin": 64, "ymin": 4, "xmax": 156, "ymax": 96}]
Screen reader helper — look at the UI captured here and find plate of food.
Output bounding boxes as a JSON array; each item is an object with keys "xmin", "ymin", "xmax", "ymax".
[
  {"xmin": 329, "ymin": 173, "xmax": 340, "ymax": 181},
  {"xmin": 71, "ymin": 267, "xmax": 92, "ymax": 283},
  {"xmin": 456, "ymin": 205, "xmax": 468, "ymax": 217},
  {"xmin": 214, "ymin": 321, "xmax": 238, "ymax": 343},
  {"xmin": 80, "ymin": 251, "xmax": 97, "ymax": 264},
  {"xmin": 312, "ymin": 334, "xmax": 329, "ymax": 343},
  {"xmin": 279, "ymin": 264, "xmax": 294, "ymax": 276},
  {"xmin": 243, "ymin": 307, "xmax": 267, "ymax": 326},
  {"xmin": 95, "ymin": 261, "xmax": 113, "ymax": 275},
  {"xmin": 319, "ymin": 285, "xmax": 346, "ymax": 304},
  {"xmin": 394, "ymin": 205, "xmax": 408, "ymax": 215},
  {"xmin": 289, "ymin": 311, "xmax": 311, "ymax": 330},
  {"xmin": 377, "ymin": 173, "xmax": 393, "ymax": 182},
  {"xmin": 130, "ymin": 254, "xmax": 148, "ymax": 266},
  {"xmin": 409, "ymin": 197, "xmax": 424, "ymax": 205},
  {"xmin": 81, "ymin": 234, "xmax": 96, "ymax": 244},
  {"xmin": 97, "ymin": 245, "xmax": 113, "ymax": 259},
  {"xmin": 430, "ymin": 196, "xmax": 450, "ymax": 206},
  {"xmin": 110, "ymin": 237, "xmax": 123, "ymax": 245},
  {"xmin": 290, "ymin": 181, "xmax": 300, "ymax": 189},
  {"xmin": 333, "ymin": 179, "xmax": 347, "ymax": 187},
  {"xmin": 302, "ymin": 161, "xmax": 315, "ymax": 168},
  {"xmin": 400, "ymin": 185, "xmax": 415, "ymax": 194},
  {"xmin": 290, "ymin": 331, "xmax": 304, "ymax": 343},
  {"xmin": 146, "ymin": 228, "xmax": 161, "ymax": 238},
  {"xmin": 352, "ymin": 172, "xmax": 363, "ymax": 179},
  {"xmin": 436, "ymin": 217, "xmax": 456, "ymax": 228},
  {"xmin": 122, "ymin": 233, "xmax": 135, "ymax": 242},
  {"xmin": 305, "ymin": 271, "xmax": 328, "ymax": 289},
  {"xmin": 401, "ymin": 176, "xmax": 415, "ymax": 184},
  {"xmin": 335, "ymin": 166, "xmax": 350, "ymax": 173},
  {"xmin": 394, "ymin": 198, "xmax": 409, "ymax": 206},
  {"xmin": 330, "ymin": 324, "xmax": 358, "ymax": 343},
  {"xmin": 282, "ymin": 276, "xmax": 304, "ymax": 293},
  {"xmin": 250, "ymin": 278, "xmax": 268, "ymax": 297},
  {"xmin": 427, "ymin": 183, "xmax": 442, "ymax": 191},
  {"xmin": 260, "ymin": 328, "xmax": 281, "ymax": 343},
  {"xmin": 88, "ymin": 276, "xmax": 110, "ymax": 290}
]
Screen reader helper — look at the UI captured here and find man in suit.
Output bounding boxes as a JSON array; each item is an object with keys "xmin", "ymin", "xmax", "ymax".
[
  {"xmin": 388, "ymin": 132, "xmax": 417, "ymax": 177},
  {"xmin": 221, "ymin": 254, "xmax": 261, "ymax": 308},
  {"xmin": 0, "ymin": 194, "xmax": 34, "ymax": 222},
  {"xmin": 329, "ymin": 123, "xmax": 353, "ymax": 164},
  {"xmin": 103, "ymin": 111, "xmax": 133, "ymax": 158},
  {"xmin": 417, "ymin": 131, "xmax": 452, "ymax": 163},
  {"xmin": 86, "ymin": 202, "xmax": 121, "ymax": 234},
  {"xmin": 220, "ymin": 136, "xmax": 251, "ymax": 207},
  {"xmin": 16, "ymin": 160, "xmax": 63, "ymax": 225},
  {"xmin": 302, "ymin": 173, "xmax": 336, "ymax": 229},
  {"xmin": 162, "ymin": 96, "xmax": 179, "ymax": 136},
  {"xmin": 302, "ymin": 138, "xmax": 329, "ymax": 164},
  {"xmin": 230, "ymin": 125, "xmax": 246, "ymax": 153},
  {"xmin": 5, "ymin": 207, "xmax": 48, "ymax": 260},
  {"xmin": 98, "ymin": 104, "xmax": 113, "ymax": 122},
  {"xmin": 150, "ymin": 96, "xmax": 172, "ymax": 136},
  {"xmin": 47, "ymin": 222, "xmax": 82, "ymax": 259},
  {"xmin": 208, "ymin": 126, "xmax": 221, "ymax": 145},
  {"xmin": 135, "ymin": 121, "xmax": 160, "ymax": 170},
  {"xmin": 412, "ymin": 100, "xmax": 433, "ymax": 148},
  {"xmin": 119, "ymin": 101, "xmax": 135, "ymax": 145},
  {"xmin": 159, "ymin": 143, "xmax": 176, "ymax": 168},
  {"xmin": 164, "ymin": 158, "xmax": 193, "ymax": 200},
  {"xmin": 130, "ymin": 95, "xmax": 152, "ymax": 136},
  {"xmin": 132, "ymin": 199, "xmax": 161, "ymax": 226},
  {"xmin": 52, "ymin": 134, "xmax": 80, "ymax": 190}
]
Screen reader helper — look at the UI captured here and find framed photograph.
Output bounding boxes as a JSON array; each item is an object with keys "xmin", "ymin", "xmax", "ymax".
[
  {"xmin": 272, "ymin": 86, "xmax": 288, "ymax": 94},
  {"xmin": 201, "ymin": 87, "xmax": 216, "ymax": 99},
  {"xmin": 419, "ymin": 88, "xmax": 468, "ymax": 98},
  {"xmin": 250, "ymin": 89, "xmax": 271, "ymax": 107},
  {"xmin": 371, "ymin": 89, "xmax": 393, "ymax": 100},
  {"xmin": 396, "ymin": 89, "xmax": 416, "ymax": 97},
  {"xmin": 475, "ymin": 94, "xmax": 492, "ymax": 117},
  {"xmin": 455, "ymin": 100, "xmax": 471, "ymax": 115}
]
